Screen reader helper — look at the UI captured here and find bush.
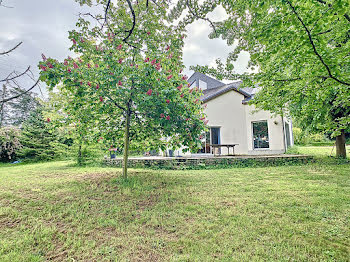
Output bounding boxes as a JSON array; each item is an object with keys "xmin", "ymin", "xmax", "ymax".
[
  {"xmin": 293, "ymin": 127, "xmax": 331, "ymax": 146},
  {"xmin": 73, "ymin": 143, "xmax": 105, "ymax": 166},
  {"xmin": 0, "ymin": 127, "xmax": 22, "ymax": 162}
]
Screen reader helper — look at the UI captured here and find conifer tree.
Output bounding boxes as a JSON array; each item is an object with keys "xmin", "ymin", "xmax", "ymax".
[{"xmin": 18, "ymin": 107, "xmax": 57, "ymax": 161}]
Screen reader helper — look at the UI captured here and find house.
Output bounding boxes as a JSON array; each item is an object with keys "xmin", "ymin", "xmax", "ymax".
[{"xmin": 171, "ymin": 72, "xmax": 294, "ymax": 156}]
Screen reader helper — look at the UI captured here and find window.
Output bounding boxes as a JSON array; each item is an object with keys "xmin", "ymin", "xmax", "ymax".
[
  {"xmin": 199, "ymin": 79, "xmax": 207, "ymax": 90},
  {"xmin": 197, "ymin": 128, "xmax": 220, "ymax": 154},
  {"xmin": 211, "ymin": 127, "xmax": 220, "ymax": 145},
  {"xmin": 198, "ymin": 131, "xmax": 210, "ymax": 153},
  {"xmin": 252, "ymin": 121, "xmax": 269, "ymax": 149}
]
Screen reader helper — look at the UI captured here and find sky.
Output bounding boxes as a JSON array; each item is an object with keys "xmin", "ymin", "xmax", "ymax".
[{"xmin": 0, "ymin": 0, "xmax": 250, "ymax": 99}]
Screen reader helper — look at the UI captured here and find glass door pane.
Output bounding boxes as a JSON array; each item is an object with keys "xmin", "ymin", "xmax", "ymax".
[{"xmin": 253, "ymin": 121, "xmax": 269, "ymax": 149}]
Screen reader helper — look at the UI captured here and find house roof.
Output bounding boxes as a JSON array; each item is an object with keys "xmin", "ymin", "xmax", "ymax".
[
  {"xmin": 200, "ymin": 81, "xmax": 252, "ymax": 103},
  {"xmin": 188, "ymin": 72, "xmax": 224, "ymax": 90},
  {"xmin": 188, "ymin": 72, "xmax": 260, "ymax": 103}
]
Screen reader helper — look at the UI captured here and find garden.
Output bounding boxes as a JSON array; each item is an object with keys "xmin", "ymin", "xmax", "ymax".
[
  {"xmin": 0, "ymin": 147, "xmax": 349, "ymax": 261},
  {"xmin": 1, "ymin": 0, "xmax": 349, "ymax": 261}
]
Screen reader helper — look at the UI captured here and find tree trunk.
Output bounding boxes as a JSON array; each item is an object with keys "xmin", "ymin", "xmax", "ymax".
[
  {"xmin": 77, "ymin": 143, "xmax": 82, "ymax": 166},
  {"xmin": 335, "ymin": 129, "xmax": 346, "ymax": 158},
  {"xmin": 122, "ymin": 111, "xmax": 131, "ymax": 180}
]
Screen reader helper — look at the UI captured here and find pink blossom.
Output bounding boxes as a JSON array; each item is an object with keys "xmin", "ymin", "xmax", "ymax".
[
  {"xmin": 110, "ymin": 72, "xmax": 114, "ymax": 75},
  {"xmin": 186, "ymin": 118, "xmax": 189, "ymax": 121},
  {"xmin": 166, "ymin": 115, "xmax": 170, "ymax": 120},
  {"xmin": 118, "ymin": 80, "xmax": 122, "ymax": 86},
  {"xmin": 118, "ymin": 58, "xmax": 123, "ymax": 64},
  {"xmin": 200, "ymin": 117, "xmax": 205, "ymax": 120},
  {"xmin": 68, "ymin": 68, "xmax": 71, "ymax": 73},
  {"xmin": 47, "ymin": 62, "xmax": 53, "ymax": 68},
  {"xmin": 64, "ymin": 60, "xmax": 68, "ymax": 66},
  {"xmin": 151, "ymin": 59, "xmax": 156, "ymax": 65},
  {"xmin": 160, "ymin": 113, "xmax": 165, "ymax": 118},
  {"xmin": 182, "ymin": 75, "xmax": 188, "ymax": 80},
  {"xmin": 180, "ymin": 93, "xmax": 184, "ymax": 98},
  {"xmin": 177, "ymin": 84, "xmax": 183, "ymax": 91},
  {"xmin": 135, "ymin": 64, "xmax": 139, "ymax": 68},
  {"xmin": 166, "ymin": 46, "xmax": 170, "ymax": 51},
  {"xmin": 87, "ymin": 63, "xmax": 91, "ymax": 68},
  {"xmin": 204, "ymin": 120, "xmax": 209, "ymax": 125},
  {"xmin": 155, "ymin": 63, "xmax": 161, "ymax": 71},
  {"xmin": 41, "ymin": 54, "xmax": 47, "ymax": 61},
  {"xmin": 72, "ymin": 39, "xmax": 76, "ymax": 45},
  {"xmin": 96, "ymin": 84, "xmax": 99, "ymax": 89},
  {"xmin": 144, "ymin": 57, "xmax": 149, "ymax": 62},
  {"xmin": 166, "ymin": 99, "xmax": 170, "ymax": 104},
  {"xmin": 147, "ymin": 31, "xmax": 151, "ymax": 35},
  {"xmin": 80, "ymin": 81, "xmax": 83, "ymax": 85},
  {"xmin": 80, "ymin": 38, "xmax": 85, "ymax": 43},
  {"xmin": 73, "ymin": 62, "xmax": 78, "ymax": 69},
  {"xmin": 99, "ymin": 96, "xmax": 103, "ymax": 102},
  {"xmin": 78, "ymin": 58, "xmax": 82, "ymax": 63},
  {"xmin": 40, "ymin": 65, "xmax": 47, "ymax": 71},
  {"xmin": 146, "ymin": 89, "xmax": 152, "ymax": 96},
  {"xmin": 117, "ymin": 44, "xmax": 123, "ymax": 50},
  {"xmin": 167, "ymin": 75, "xmax": 173, "ymax": 80},
  {"xmin": 130, "ymin": 64, "xmax": 133, "ymax": 67},
  {"xmin": 68, "ymin": 56, "xmax": 72, "ymax": 60},
  {"xmin": 95, "ymin": 64, "xmax": 99, "ymax": 68},
  {"xmin": 180, "ymin": 69, "xmax": 183, "ymax": 73},
  {"xmin": 87, "ymin": 82, "xmax": 91, "ymax": 87},
  {"xmin": 47, "ymin": 118, "xmax": 50, "ymax": 122},
  {"xmin": 194, "ymin": 99, "xmax": 199, "ymax": 104}
]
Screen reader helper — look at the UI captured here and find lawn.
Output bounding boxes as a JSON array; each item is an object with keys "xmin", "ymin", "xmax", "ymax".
[{"xmin": 0, "ymin": 150, "xmax": 349, "ymax": 261}]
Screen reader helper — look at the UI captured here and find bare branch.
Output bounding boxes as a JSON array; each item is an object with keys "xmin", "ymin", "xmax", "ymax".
[
  {"xmin": 0, "ymin": 66, "xmax": 31, "ymax": 83},
  {"xmin": 286, "ymin": 0, "xmax": 350, "ymax": 86},
  {"xmin": 0, "ymin": 42, "xmax": 23, "ymax": 55},
  {"xmin": 0, "ymin": 79, "xmax": 39, "ymax": 104}
]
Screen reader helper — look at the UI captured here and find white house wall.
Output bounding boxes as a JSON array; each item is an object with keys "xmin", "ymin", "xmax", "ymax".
[
  {"xmin": 204, "ymin": 90, "xmax": 249, "ymax": 155},
  {"xmin": 245, "ymin": 105, "xmax": 286, "ymax": 155}
]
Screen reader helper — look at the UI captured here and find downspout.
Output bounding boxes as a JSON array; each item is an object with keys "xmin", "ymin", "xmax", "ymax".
[{"xmin": 281, "ymin": 109, "xmax": 287, "ymax": 153}]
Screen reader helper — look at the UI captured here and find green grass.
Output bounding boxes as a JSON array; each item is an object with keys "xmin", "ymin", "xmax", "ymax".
[
  {"xmin": 287, "ymin": 145, "xmax": 350, "ymax": 159},
  {"xmin": 0, "ymin": 151, "xmax": 349, "ymax": 261}
]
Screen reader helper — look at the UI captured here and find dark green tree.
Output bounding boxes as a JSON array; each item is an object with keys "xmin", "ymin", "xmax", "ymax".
[{"xmin": 18, "ymin": 107, "xmax": 57, "ymax": 161}]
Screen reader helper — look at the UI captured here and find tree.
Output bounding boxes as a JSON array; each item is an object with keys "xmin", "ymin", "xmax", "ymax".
[
  {"xmin": 0, "ymin": 85, "xmax": 39, "ymax": 127},
  {"xmin": 39, "ymin": 0, "xmax": 207, "ymax": 178},
  {"xmin": 18, "ymin": 107, "xmax": 58, "ymax": 161},
  {"xmin": 173, "ymin": 0, "xmax": 350, "ymax": 158},
  {"xmin": 0, "ymin": 126, "xmax": 21, "ymax": 162}
]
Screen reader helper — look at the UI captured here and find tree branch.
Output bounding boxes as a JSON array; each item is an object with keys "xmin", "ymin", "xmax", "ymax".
[
  {"xmin": 123, "ymin": 0, "xmax": 136, "ymax": 42},
  {"xmin": 0, "ymin": 79, "xmax": 39, "ymax": 103},
  {"xmin": 0, "ymin": 66, "xmax": 31, "ymax": 83},
  {"xmin": 286, "ymin": 0, "xmax": 350, "ymax": 86},
  {"xmin": 0, "ymin": 42, "xmax": 22, "ymax": 55},
  {"xmin": 102, "ymin": 0, "xmax": 111, "ymax": 27},
  {"xmin": 186, "ymin": 0, "xmax": 217, "ymax": 37}
]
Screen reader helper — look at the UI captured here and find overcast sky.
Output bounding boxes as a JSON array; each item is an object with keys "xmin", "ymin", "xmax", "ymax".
[{"xmin": 0, "ymin": 0, "xmax": 249, "ymax": 98}]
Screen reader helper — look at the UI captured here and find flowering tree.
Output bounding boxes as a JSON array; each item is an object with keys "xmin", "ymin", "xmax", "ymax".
[{"xmin": 39, "ymin": 0, "xmax": 206, "ymax": 178}]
